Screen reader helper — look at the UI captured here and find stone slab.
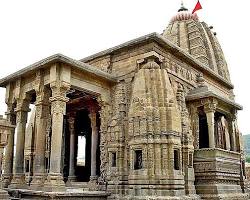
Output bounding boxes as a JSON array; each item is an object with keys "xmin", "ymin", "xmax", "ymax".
[{"xmin": 7, "ymin": 189, "xmax": 110, "ymax": 200}]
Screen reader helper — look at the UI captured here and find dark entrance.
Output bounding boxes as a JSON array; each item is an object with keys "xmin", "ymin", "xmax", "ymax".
[
  {"xmin": 75, "ymin": 109, "xmax": 92, "ymax": 181},
  {"xmin": 198, "ymin": 108, "xmax": 209, "ymax": 149},
  {"xmin": 75, "ymin": 109, "xmax": 101, "ymax": 181},
  {"xmin": 63, "ymin": 93, "xmax": 101, "ymax": 183}
]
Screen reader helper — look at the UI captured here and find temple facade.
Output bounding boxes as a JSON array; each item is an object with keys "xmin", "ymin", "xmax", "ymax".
[{"xmin": 0, "ymin": 6, "xmax": 248, "ymax": 200}]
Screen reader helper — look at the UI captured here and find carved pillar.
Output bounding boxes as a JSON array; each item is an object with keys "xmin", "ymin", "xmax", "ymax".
[
  {"xmin": 191, "ymin": 105, "xmax": 199, "ymax": 149},
  {"xmin": 31, "ymin": 88, "xmax": 50, "ymax": 187},
  {"xmin": 229, "ymin": 114, "xmax": 237, "ymax": 152},
  {"xmin": 97, "ymin": 96, "xmax": 110, "ymax": 190},
  {"xmin": 45, "ymin": 81, "xmax": 69, "ymax": 191},
  {"xmin": 0, "ymin": 119, "xmax": 13, "ymax": 198},
  {"xmin": 0, "ymin": 147, "xmax": 3, "ymax": 175},
  {"xmin": 88, "ymin": 106, "xmax": 98, "ymax": 188},
  {"xmin": 10, "ymin": 98, "xmax": 30, "ymax": 188},
  {"xmin": 224, "ymin": 120, "xmax": 231, "ymax": 151},
  {"xmin": 2, "ymin": 105, "xmax": 16, "ymax": 187},
  {"xmin": 89, "ymin": 105, "xmax": 98, "ymax": 190},
  {"xmin": 67, "ymin": 116, "xmax": 77, "ymax": 182},
  {"xmin": 204, "ymin": 102, "xmax": 217, "ymax": 149}
]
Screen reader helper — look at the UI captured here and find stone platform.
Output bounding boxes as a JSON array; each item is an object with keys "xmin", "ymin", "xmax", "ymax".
[{"xmin": 7, "ymin": 188, "xmax": 110, "ymax": 200}]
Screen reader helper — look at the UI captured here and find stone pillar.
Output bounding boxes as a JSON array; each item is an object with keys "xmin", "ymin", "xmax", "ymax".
[
  {"xmin": 67, "ymin": 116, "xmax": 77, "ymax": 183},
  {"xmin": 88, "ymin": 107, "xmax": 98, "ymax": 188},
  {"xmin": 9, "ymin": 98, "xmax": 30, "ymax": 188},
  {"xmin": 0, "ymin": 119, "xmax": 13, "ymax": 199},
  {"xmin": 31, "ymin": 89, "xmax": 50, "ymax": 188},
  {"xmin": 204, "ymin": 102, "xmax": 216, "ymax": 149},
  {"xmin": 225, "ymin": 125, "xmax": 231, "ymax": 151},
  {"xmin": 0, "ymin": 147, "xmax": 3, "ymax": 175},
  {"xmin": 2, "ymin": 106, "xmax": 15, "ymax": 187},
  {"xmin": 229, "ymin": 114, "xmax": 237, "ymax": 152},
  {"xmin": 191, "ymin": 106, "xmax": 199, "ymax": 149},
  {"xmin": 44, "ymin": 81, "xmax": 69, "ymax": 191},
  {"xmin": 96, "ymin": 96, "xmax": 110, "ymax": 190}
]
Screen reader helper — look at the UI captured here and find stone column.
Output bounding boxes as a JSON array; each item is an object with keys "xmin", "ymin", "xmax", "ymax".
[
  {"xmin": 88, "ymin": 107, "xmax": 98, "ymax": 186},
  {"xmin": 229, "ymin": 114, "xmax": 237, "ymax": 152},
  {"xmin": 9, "ymin": 98, "xmax": 30, "ymax": 188},
  {"xmin": 224, "ymin": 124, "xmax": 231, "ymax": 151},
  {"xmin": 96, "ymin": 96, "xmax": 110, "ymax": 190},
  {"xmin": 44, "ymin": 81, "xmax": 69, "ymax": 191},
  {"xmin": 0, "ymin": 147, "xmax": 3, "ymax": 175},
  {"xmin": 2, "ymin": 106, "xmax": 15, "ymax": 187},
  {"xmin": 204, "ymin": 102, "xmax": 217, "ymax": 149},
  {"xmin": 191, "ymin": 106, "xmax": 199, "ymax": 149},
  {"xmin": 0, "ymin": 145, "xmax": 9, "ymax": 199},
  {"xmin": 67, "ymin": 116, "xmax": 77, "ymax": 183},
  {"xmin": 31, "ymin": 89, "xmax": 50, "ymax": 188}
]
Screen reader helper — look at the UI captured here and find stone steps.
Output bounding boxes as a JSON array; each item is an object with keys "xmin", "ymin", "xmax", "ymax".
[{"xmin": 66, "ymin": 182, "xmax": 89, "ymax": 190}]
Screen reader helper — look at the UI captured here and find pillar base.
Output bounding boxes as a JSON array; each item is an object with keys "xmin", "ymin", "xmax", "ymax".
[
  {"xmin": 66, "ymin": 176, "xmax": 77, "ymax": 186},
  {"xmin": 43, "ymin": 173, "xmax": 65, "ymax": 192},
  {"xmin": 0, "ymin": 189, "xmax": 9, "ymax": 199},
  {"xmin": 30, "ymin": 173, "xmax": 47, "ymax": 190},
  {"xmin": 1, "ymin": 174, "xmax": 12, "ymax": 188},
  {"xmin": 8, "ymin": 174, "xmax": 27, "ymax": 189},
  {"xmin": 88, "ymin": 176, "xmax": 98, "ymax": 191}
]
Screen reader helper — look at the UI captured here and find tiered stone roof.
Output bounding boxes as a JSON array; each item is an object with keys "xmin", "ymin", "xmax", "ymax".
[{"xmin": 163, "ymin": 7, "xmax": 231, "ymax": 81}]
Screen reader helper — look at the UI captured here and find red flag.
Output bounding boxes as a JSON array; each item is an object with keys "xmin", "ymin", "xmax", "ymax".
[{"xmin": 192, "ymin": 0, "xmax": 202, "ymax": 14}]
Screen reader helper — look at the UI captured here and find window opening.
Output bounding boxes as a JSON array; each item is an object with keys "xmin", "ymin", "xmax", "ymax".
[
  {"xmin": 111, "ymin": 152, "xmax": 117, "ymax": 167},
  {"xmin": 134, "ymin": 150, "xmax": 143, "ymax": 170},
  {"xmin": 174, "ymin": 149, "xmax": 180, "ymax": 170}
]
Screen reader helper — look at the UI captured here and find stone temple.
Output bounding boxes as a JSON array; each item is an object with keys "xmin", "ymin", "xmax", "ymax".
[{"xmin": 0, "ymin": 5, "xmax": 248, "ymax": 200}]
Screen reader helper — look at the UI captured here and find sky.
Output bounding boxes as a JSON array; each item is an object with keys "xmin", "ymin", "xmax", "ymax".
[{"xmin": 0, "ymin": 0, "xmax": 249, "ymax": 134}]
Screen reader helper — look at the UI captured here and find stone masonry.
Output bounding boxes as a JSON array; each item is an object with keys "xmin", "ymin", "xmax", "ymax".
[{"xmin": 0, "ymin": 5, "xmax": 248, "ymax": 200}]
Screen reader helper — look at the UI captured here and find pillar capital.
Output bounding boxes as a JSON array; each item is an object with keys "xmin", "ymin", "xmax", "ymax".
[
  {"xmin": 49, "ymin": 81, "xmax": 69, "ymax": 116},
  {"xmin": 204, "ymin": 101, "xmax": 217, "ymax": 113},
  {"xmin": 67, "ymin": 116, "xmax": 76, "ymax": 134},
  {"xmin": 228, "ymin": 109, "xmax": 237, "ymax": 121},
  {"xmin": 15, "ymin": 110, "xmax": 28, "ymax": 124},
  {"xmin": 35, "ymin": 90, "xmax": 50, "ymax": 106},
  {"xmin": 88, "ymin": 110, "xmax": 96, "ymax": 121},
  {"xmin": 5, "ymin": 102, "xmax": 15, "ymax": 113},
  {"xmin": 97, "ymin": 95, "xmax": 110, "ymax": 108},
  {"xmin": 50, "ymin": 81, "xmax": 70, "ymax": 97},
  {"xmin": 14, "ymin": 98, "xmax": 30, "ymax": 113},
  {"xmin": 68, "ymin": 116, "xmax": 75, "ymax": 124}
]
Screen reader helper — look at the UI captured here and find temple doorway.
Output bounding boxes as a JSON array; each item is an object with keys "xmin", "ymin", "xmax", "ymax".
[
  {"xmin": 198, "ymin": 108, "xmax": 209, "ymax": 149},
  {"xmin": 63, "ymin": 89, "xmax": 101, "ymax": 183},
  {"xmin": 74, "ymin": 109, "xmax": 100, "ymax": 182}
]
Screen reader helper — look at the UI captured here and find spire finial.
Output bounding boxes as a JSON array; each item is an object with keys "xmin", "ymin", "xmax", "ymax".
[{"xmin": 178, "ymin": 0, "xmax": 188, "ymax": 12}]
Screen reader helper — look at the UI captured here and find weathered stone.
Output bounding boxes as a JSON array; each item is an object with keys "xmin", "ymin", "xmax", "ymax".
[
  {"xmin": 0, "ymin": 4, "xmax": 247, "ymax": 200},
  {"xmin": 0, "ymin": 115, "xmax": 15, "ymax": 198}
]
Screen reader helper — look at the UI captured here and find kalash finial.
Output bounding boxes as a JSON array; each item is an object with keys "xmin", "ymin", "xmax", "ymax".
[{"xmin": 178, "ymin": 0, "xmax": 188, "ymax": 12}]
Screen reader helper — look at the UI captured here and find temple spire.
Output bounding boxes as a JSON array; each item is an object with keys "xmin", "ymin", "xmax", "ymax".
[{"xmin": 178, "ymin": 0, "xmax": 188, "ymax": 12}]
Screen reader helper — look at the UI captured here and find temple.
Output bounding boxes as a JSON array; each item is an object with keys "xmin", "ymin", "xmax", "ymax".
[{"xmin": 0, "ymin": 4, "xmax": 248, "ymax": 200}]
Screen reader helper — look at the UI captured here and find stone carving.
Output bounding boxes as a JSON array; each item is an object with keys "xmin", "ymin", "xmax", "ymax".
[{"xmin": 0, "ymin": 5, "xmax": 246, "ymax": 200}]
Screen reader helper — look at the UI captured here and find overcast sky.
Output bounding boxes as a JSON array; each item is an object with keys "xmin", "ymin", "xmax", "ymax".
[{"xmin": 0, "ymin": 0, "xmax": 249, "ymax": 134}]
